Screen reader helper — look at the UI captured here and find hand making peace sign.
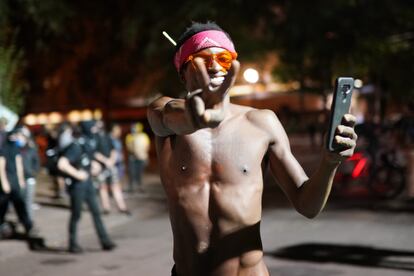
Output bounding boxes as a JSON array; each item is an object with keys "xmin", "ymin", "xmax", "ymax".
[{"xmin": 185, "ymin": 57, "xmax": 240, "ymax": 129}]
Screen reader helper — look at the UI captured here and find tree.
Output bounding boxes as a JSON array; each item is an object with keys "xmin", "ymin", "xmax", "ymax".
[
  {"xmin": 0, "ymin": 0, "xmax": 412, "ymax": 115},
  {"xmin": 0, "ymin": 43, "xmax": 26, "ymax": 113},
  {"xmin": 265, "ymin": 0, "xmax": 414, "ymax": 111}
]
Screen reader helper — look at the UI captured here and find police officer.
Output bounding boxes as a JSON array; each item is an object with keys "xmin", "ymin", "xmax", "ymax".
[
  {"xmin": 19, "ymin": 126, "xmax": 41, "ymax": 221},
  {"xmin": 57, "ymin": 122, "xmax": 116, "ymax": 253},
  {"xmin": 0, "ymin": 127, "xmax": 34, "ymax": 237}
]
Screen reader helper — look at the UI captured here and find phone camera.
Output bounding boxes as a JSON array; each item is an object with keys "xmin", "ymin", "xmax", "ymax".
[{"xmin": 341, "ymin": 84, "xmax": 351, "ymax": 95}]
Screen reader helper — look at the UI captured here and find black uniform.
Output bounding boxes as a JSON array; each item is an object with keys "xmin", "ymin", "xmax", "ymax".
[
  {"xmin": 61, "ymin": 137, "xmax": 113, "ymax": 251},
  {"xmin": 21, "ymin": 143, "xmax": 41, "ymax": 220},
  {"xmin": 0, "ymin": 141, "xmax": 33, "ymax": 233}
]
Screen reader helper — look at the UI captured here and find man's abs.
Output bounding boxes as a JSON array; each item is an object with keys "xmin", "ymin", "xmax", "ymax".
[{"xmin": 165, "ymin": 176, "xmax": 267, "ymax": 276}]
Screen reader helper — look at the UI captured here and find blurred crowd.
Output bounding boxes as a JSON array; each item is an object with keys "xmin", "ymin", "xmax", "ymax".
[{"xmin": 0, "ymin": 119, "xmax": 150, "ymax": 252}]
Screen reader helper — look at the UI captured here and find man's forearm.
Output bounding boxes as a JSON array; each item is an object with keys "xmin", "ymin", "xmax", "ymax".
[
  {"xmin": 95, "ymin": 152, "xmax": 110, "ymax": 166},
  {"xmin": 297, "ymin": 157, "xmax": 339, "ymax": 218},
  {"xmin": 0, "ymin": 177, "xmax": 10, "ymax": 191},
  {"xmin": 16, "ymin": 156, "xmax": 26, "ymax": 189},
  {"xmin": 162, "ymin": 99, "xmax": 197, "ymax": 135},
  {"xmin": 0, "ymin": 158, "xmax": 9, "ymax": 190},
  {"xmin": 109, "ymin": 150, "xmax": 117, "ymax": 165},
  {"xmin": 57, "ymin": 158, "xmax": 85, "ymax": 181}
]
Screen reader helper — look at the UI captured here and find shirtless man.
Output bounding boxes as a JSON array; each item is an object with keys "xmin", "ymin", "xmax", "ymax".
[{"xmin": 148, "ymin": 22, "xmax": 357, "ymax": 276}]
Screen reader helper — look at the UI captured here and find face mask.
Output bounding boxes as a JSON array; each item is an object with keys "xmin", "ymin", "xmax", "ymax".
[
  {"xmin": 15, "ymin": 139, "xmax": 26, "ymax": 148},
  {"xmin": 59, "ymin": 131, "xmax": 74, "ymax": 149}
]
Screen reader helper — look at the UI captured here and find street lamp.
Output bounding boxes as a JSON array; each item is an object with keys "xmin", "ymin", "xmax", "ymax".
[
  {"xmin": 243, "ymin": 68, "xmax": 259, "ymax": 84},
  {"xmin": 354, "ymin": 79, "xmax": 363, "ymax": 89}
]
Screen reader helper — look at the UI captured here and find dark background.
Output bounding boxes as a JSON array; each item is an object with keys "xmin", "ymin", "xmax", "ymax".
[{"xmin": 0, "ymin": 0, "xmax": 412, "ymax": 118}]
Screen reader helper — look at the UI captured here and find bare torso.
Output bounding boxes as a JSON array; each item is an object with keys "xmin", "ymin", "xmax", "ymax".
[
  {"xmin": 156, "ymin": 104, "xmax": 270, "ymax": 276},
  {"xmin": 152, "ymin": 46, "xmax": 357, "ymax": 275}
]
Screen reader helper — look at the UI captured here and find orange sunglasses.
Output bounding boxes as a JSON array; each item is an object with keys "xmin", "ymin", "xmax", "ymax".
[{"xmin": 185, "ymin": 50, "xmax": 238, "ymax": 71}]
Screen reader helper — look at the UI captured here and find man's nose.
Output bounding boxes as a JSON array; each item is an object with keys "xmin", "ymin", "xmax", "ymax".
[{"xmin": 208, "ymin": 59, "xmax": 223, "ymax": 73}]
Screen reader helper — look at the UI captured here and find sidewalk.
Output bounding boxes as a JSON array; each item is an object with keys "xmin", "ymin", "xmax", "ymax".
[{"xmin": 0, "ymin": 170, "xmax": 166, "ymax": 262}]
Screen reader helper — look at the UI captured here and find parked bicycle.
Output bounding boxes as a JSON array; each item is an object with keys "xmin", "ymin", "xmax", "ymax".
[{"xmin": 333, "ymin": 124, "xmax": 406, "ymax": 199}]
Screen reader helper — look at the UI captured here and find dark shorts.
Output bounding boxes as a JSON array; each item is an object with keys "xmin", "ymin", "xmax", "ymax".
[
  {"xmin": 95, "ymin": 168, "xmax": 119, "ymax": 186},
  {"xmin": 105, "ymin": 167, "xmax": 120, "ymax": 184}
]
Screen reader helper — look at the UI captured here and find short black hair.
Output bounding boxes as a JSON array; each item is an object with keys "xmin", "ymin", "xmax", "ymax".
[
  {"xmin": 57, "ymin": 122, "xmax": 71, "ymax": 136},
  {"xmin": 175, "ymin": 21, "xmax": 233, "ymax": 53}
]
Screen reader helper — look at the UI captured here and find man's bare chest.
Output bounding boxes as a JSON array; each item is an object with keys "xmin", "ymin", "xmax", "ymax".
[{"xmin": 160, "ymin": 124, "xmax": 269, "ymax": 176}]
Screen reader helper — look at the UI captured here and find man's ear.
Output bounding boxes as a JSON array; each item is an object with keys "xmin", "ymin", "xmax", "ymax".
[{"xmin": 180, "ymin": 63, "xmax": 190, "ymax": 80}]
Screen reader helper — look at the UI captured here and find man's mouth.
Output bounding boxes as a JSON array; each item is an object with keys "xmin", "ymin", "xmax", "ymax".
[{"xmin": 210, "ymin": 76, "xmax": 225, "ymax": 87}]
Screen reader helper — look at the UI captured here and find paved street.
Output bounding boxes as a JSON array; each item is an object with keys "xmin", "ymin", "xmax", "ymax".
[
  {"xmin": 1, "ymin": 171, "xmax": 414, "ymax": 276},
  {"xmin": 1, "ymin": 135, "xmax": 413, "ymax": 276}
]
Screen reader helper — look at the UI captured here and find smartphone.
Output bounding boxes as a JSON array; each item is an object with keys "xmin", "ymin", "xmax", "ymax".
[{"xmin": 326, "ymin": 77, "xmax": 354, "ymax": 151}]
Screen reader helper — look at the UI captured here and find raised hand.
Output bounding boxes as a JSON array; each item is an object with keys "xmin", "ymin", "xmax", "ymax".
[
  {"xmin": 185, "ymin": 58, "xmax": 240, "ymax": 129},
  {"xmin": 2, "ymin": 183, "xmax": 11, "ymax": 194},
  {"xmin": 325, "ymin": 114, "xmax": 358, "ymax": 164}
]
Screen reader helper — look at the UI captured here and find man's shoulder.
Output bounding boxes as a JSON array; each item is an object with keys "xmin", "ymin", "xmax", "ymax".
[
  {"xmin": 238, "ymin": 107, "xmax": 285, "ymax": 135},
  {"xmin": 243, "ymin": 107, "xmax": 278, "ymax": 124},
  {"xmin": 63, "ymin": 140, "xmax": 82, "ymax": 154},
  {"xmin": 229, "ymin": 104, "xmax": 280, "ymax": 125}
]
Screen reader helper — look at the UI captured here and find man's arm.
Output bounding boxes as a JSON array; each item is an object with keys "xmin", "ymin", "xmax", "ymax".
[
  {"xmin": 0, "ymin": 157, "xmax": 11, "ymax": 193},
  {"xmin": 109, "ymin": 149, "xmax": 117, "ymax": 166},
  {"xmin": 147, "ymin": 59, "xmax": 240, "ymax": 137},
  {"xmin": 94, "ymin": 152, "xmax": 111, "ymax": 168},
  {"xmin": 107, "ymin": 137, "xmax": 117, "ymax": 167},
  {"xmin": 256, "ymin": 110, "xmax": 356, "ymax": 218},
  {"xmin": 57, "ymin": 157, "xmax": 88, "ymax": 181},
  {"xmin": 147, "ymin": 96, "xmax": 194, "ymax": 137},
  {"xmin": 16, "ymin": 155, "xmax": 26, "ymax": 189},
  {"xmin": 148, "ymin": 93, "xmax": 228, "ymax": 137}
]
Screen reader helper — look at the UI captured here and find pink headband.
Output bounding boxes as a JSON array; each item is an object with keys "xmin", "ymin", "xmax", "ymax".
[{"xmin": 174, "ymin": 30, "xmax": 236, "ymax": 72}]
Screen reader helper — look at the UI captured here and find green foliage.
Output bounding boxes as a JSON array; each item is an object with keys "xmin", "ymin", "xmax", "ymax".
[
  {"xmin": 0, "ymin": 0, "xmax": 412, "ymax": 110},
  {"xmin": 0, "ymin": 43, "xmax": 27, "ymax": 113},
  {"xmin": 260, "ymin": 0, "xmax": 414, "ymax": 119}
]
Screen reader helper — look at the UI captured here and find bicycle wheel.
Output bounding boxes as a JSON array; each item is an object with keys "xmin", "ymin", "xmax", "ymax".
[{"xmin": 368, "ymin": 165, "xmax": 406, "ymax": 199}]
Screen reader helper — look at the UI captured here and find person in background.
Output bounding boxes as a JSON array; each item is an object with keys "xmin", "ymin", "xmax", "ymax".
[
  {"xmin": 19, "ymin": 126, "xmax": 41, "ymax": 221},
  {"xmin": 0, "ymin": 127, "xmax": 36, "ymax": 238},
  {"xmin": 109, "ymin": 124, "xmax": 127, "ymax": 189},
  {"xmin": 57, "ymin": 122, "xmax": 116, "ymax": 253},
  {"xmin": 94, "ymin": 121, "xmax": 130, "ymax": 215},
  {"xmin": 45, "ymin": 126, "xmax": 66, "ymax": 199},
  {"xmin": 125, "ymin": 123, "xmax": 150, "ymax": 193},
  {"xmin": 0, "ymin": 117, "xmax": 8, "ymax": 147},
  {"xmin": 394, "ymin": 102, "xmax": 414, "ymax": 201}
]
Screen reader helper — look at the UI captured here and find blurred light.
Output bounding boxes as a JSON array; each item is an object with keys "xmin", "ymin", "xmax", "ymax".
[
  {"xmin": 93, "ymin": 109, "xmax": 103, "ymax": 120},
  {"xmin": 354, "ymin": 79, "xmax": 363, "ymax": 89},
  {"xmin": 44, "ymin": 123, "xmax": 55, "ymax": 131},
  {"xmin": 243, "ymin": 68, "xmax": 259, "ymax": 84},
  {"xmin": 68, "ymin": 110, "xmax": 82, "ymax": 122},
  {"xmin": 48, "ymin": 112, "xmax": 63, "ymax": 124},
  {"xmin": 24, "ymin": 114, "xmax": 38, "ymax": 126},
  {"xmin": 229, "ymin": 85, "xmax": 255, "ymax": 96},
  {"xmin": 37, "ymin": 113, "xmax": 49, "ymax": 125},
  {"xmin": 81, "ymin": 109, "xmax": 93, "ymax": 121}
]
